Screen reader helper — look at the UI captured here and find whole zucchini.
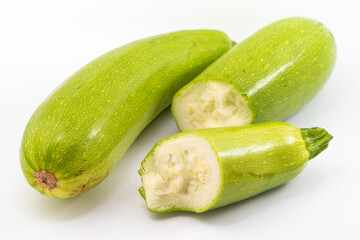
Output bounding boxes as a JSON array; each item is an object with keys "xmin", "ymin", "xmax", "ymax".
[
  {"xmin": 172, "ymin": 17, "xmax": 337, "ymax": 131},
  {"xmin": 139, "ymin": 122, "xmax": 332, "ymax": 213},
  {"xmin": 20, "ymin": 30, "xmax": 232, "ymax": 198}
]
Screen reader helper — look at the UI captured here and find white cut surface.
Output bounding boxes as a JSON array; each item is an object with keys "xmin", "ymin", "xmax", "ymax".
[
  {"xmin": 141, "ymin": 134, "xmax": 221, "ymax": 212},
  {"xmin": 172, "ymin": 81, "xmax": 253, "ymax": 131}
]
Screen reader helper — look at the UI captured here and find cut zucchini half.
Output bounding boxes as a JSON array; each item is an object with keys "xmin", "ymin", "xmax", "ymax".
[
  {"xmin": 140, "ymin": 133, "xmax": 221, "ymax": 213},
  {"xmin": 139, "ymin": 122, "xmax": 333, "ymax": 213},
  {"xmin": 172, "ymin": 81, "xmax": 253, "ymax": 131}
]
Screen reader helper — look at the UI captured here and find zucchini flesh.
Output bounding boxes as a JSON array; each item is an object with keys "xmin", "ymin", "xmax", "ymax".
[
  {"xmin": 172, "ymin": 17, "xmax": 337, "ymax": 131},
  {"xmin": 139, "ymin": 122, "xmax": 333, "ymax": 213}
]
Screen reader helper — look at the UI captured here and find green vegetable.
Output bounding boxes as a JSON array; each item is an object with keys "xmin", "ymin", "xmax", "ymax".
[
  {"xmin": 172, "ymin": 17, "xmax": 337, "ymax": 131},
  {"xmin": 139, "ymin": 122, "xmax": 332, "ymax": 213},
  {"xmin": 20, "ymin": 30, "xmax": 232, "ymax": 198}
]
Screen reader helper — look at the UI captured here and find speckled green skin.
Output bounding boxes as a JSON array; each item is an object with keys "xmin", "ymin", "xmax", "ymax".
[
  {"xmin": 20, "ymin": 30, "xmax": 232, "ymax": 198},
  {"xmin": 204, "ymin": 122, "xmax": 309, "ymax": 211},
  {"xmin": 139, "ymin": 122, "xmax": 333, "ymax": 213},
  {"xmin": 172, "ymin": 17, "xmax": 336, "ymax": 127}
]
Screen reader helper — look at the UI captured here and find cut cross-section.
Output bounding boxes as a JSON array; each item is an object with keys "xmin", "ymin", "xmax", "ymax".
[
  {"xmin": 140, "ymin": 134, "xmax": 221, "ymax": 213},
  {"xmin": 172, "ymin": 81, "xmax": 253, "ymax": 131}
]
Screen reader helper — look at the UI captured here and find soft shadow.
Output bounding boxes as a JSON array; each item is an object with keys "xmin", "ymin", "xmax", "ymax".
[
  {"xmin": 107, "ymin": 106, "xmax": 179, "ymax": 193},
  {"xmin": 132, "ymin": 107, "xmax": 180, "ymax": 147},
  {"xmin": 148, "ymin": 185, "xmax": 287, "ymax": 222},
  {"xmin": 23, "ymin": 165, "xmax": 120, "ymax": 221},
  {"xmin": 193, "ymin": 185, "xmax": 288, "ymax": 225},
  {"xmin": 23, "ymin": 107, "xmax": 177, "ymax": 221},
  {"xmin": 147, "ymin": 176, "xmax": 320, "ymax": 226}
]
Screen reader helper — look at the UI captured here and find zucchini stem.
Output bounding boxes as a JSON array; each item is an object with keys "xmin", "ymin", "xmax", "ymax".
[{"xmin": 300, "ymin": 127, "xmax": 333, "ymax": 160}]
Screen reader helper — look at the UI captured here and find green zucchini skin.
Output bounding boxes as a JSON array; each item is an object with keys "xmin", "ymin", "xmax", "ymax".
[
  {"xmin": 209, "ymin": 123, "xmax": 332, "ymax": 211},
  {"xmin": 20, "ymin": 30, "xmax": 232, "ymax": 198},
  {"xmin": 204, "ymin": 122, "xmax": 310, "ymax": 210},
  {"xmin": 139, "ymin": 122, "xmax": 333, "ymax": 213},
  {"xmin": 172, "ymin": 17, "xmax": 336, "ymax": 129}
]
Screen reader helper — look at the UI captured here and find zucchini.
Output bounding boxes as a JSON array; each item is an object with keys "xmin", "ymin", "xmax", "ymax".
[
  {"xmin": 172, "ymin": 17, "xmax": 336, "ymax": 131},
  {"xmin": 139, "ymin": 122, "xmax": 332, "ymax": 213},
  {"xmin": 20, "ymin": 30, "xmax": 232, "ymax": 198}
]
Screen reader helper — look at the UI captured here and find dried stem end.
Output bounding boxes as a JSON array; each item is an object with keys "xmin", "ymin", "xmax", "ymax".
[{"xmin": 34, "ymin": 171, "xmax": 57, "ymax": 190}]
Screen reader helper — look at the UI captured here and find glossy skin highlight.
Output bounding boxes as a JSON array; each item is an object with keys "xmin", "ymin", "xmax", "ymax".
[
  {"xmin": 204, "ymin": 122, "xmax": 309, "ymax": 209},
  {"xmin": 20, "ymin": 30, "xmax": 232, "ymax": 198},
  {"xmin": 139, "ymin": 122, "xmax": 333, "ymax": 213},
  {"xmin": 172, "ymin": 17, "xmax": 337, "ymax": 130}
]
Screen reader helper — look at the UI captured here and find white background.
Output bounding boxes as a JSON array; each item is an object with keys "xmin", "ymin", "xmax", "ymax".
[{"xmin": 1, "ymin": 0, "xmax": 359, "ymax": 239}]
